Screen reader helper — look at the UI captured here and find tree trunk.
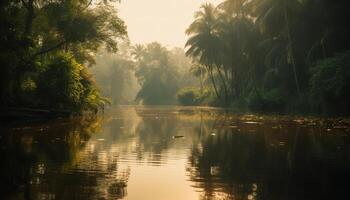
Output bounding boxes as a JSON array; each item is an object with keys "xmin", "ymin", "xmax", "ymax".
[
  {"xmin": 215, "ymin": 65, "xmax": 229, "ymax": 105},
  {"xmin": 200, "ymin": 70, "xmax": 204, "ymax": 95},
  {"xmin": 23, "ymin": 0, "xmax": 35, "ymax": 39},
  {"xmin": 283, "ymin": 0, "xmax": 300, "ymax": 95},
  {"xmin": 207, "ymin": 65, "xmax": 221, "ymax": 101},
  {"xmin": 230, "ymin": 63, "xmax": 236, "ymax": 99}
]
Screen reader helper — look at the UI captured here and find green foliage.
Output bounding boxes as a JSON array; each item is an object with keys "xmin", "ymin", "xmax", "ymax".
[
  {"xmin": 310, "ymin": 51, "xmax": 350, "ymax": 114},
  {"xmin": 0, "ymin": 0, "xmax": 126, "ymax": 113},
  {"xmin": 185, "ymin": 0, "xmax": 350, "ymax": 114},
  {"xmin": 247, "ymin": 89, "xmax": 286, "ymax": 112},
  {"xmin": 39, "ymin": 54, "xmax": 83, "ymax": 107},
  {"xmin": 177, "ymin": 87, "xmax": 213, "ymax": 106},
  {"xmin": 37, "ymin": 53, "xmax": 108, "ymax": 112},
  {"xmin": 176, "ymin": 87, "xmax": 200, "ymax": 106},
  {"xmin": 133, "ymin": 43, "xmax": 194, "ymax": 105}
]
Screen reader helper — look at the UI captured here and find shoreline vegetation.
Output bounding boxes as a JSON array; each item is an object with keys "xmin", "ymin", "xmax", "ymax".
[
  {"xmin": 179, "ymin": 0, "xmax": 350, "ymax": 116},
  {"xmin": 1, "ymin": 0, "xmax": 350, "ymax": 120},
  {"xmin": 0, "ymin": 0, "xmax": 126, "ymax": 117},
  {"xmin": 0, "ymin": 107, "xmax": 71, "ymax": 122}
]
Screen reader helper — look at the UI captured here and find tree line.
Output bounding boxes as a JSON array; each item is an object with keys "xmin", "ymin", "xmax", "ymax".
[
  {"xmin": 184, "ymin": 0, "xmax": 350, "ymax": 114},
  {"xmin": 93, "ymin": 42, "xmax": 198, "ymax": 106},
  {"xmin": 2, "ymin": 0, "xmax": 350, "ymax": 115}
]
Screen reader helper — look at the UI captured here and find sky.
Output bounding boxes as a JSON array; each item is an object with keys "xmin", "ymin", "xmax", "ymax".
[{"xmin": 118, "ymin": 0, "xmax": 222, "ymax": 48}]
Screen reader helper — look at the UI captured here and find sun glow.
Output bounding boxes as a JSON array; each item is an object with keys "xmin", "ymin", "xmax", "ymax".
[{"xmin": 119, "ymin": 0, "xmax": 222, "ymax": 47}]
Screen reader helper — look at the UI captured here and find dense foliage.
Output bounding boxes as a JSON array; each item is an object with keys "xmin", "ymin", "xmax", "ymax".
[
  {"xmin": 92, "ymin": 42, "xmax": 197, "ymax": 106},
  {"xmin": 132, "ymin": 43, "xmax": 197, "ymax": 105},
  {"xmin": 2, "ymin": 0, "xmax": 349, "ymax": 115},
  {"xmin": 0, "ymin": 0, "xmax": 126, "ymax": 112},
  {"xmin": 310, "ymin": 51, "xmax": 350, "ymax": 114},
  {"xmin": 185, "ymin": 0, "xmax": 350, "ymax": 114}
]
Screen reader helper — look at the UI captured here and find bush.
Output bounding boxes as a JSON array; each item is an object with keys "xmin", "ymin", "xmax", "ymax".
[
  {"xmin": 176, "ymin": 87, "xmax": 201, "ymax": 106},
  {"xmin": 247, "ymin": 88, "xmax": 286, "ymax": 112},
  {"xmin": 310, "ymin": 51, "xmax": 350, "ymax": 115},
  {"xmin": 37, "ymin": 53, "xmax": 108, "ymax": 112}
]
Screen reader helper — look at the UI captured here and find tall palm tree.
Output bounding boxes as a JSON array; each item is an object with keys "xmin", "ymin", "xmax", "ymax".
[
  {"xmin": 131, "ymin": 44, "xmax": 145, "ymax": 61},
  {"xmin": 218, "ymin": 0, "xmax": 249, "ymax": 18},
  {"xmin": 216, "ymin": 0, "xmax": 258, "ymax": 99},
  {"xmin": 247, "ymin": 0, "xmax": 302, "ymax": 94},
  {"xmin": 185, "ymin": 3, "xmax": 223, "ymax": 101}
]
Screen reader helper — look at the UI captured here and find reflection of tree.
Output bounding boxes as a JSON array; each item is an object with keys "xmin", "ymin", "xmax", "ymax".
[
  {"xmin": 0, "ymin": 116, "xmax": 129, "ymax": 200},
  {"xmin": 187, "ymin": 116, "xmax": 350, "ymax": 200},
  {"xmin": 2, "ymin": 108, "xmax": 350, "ymax": 200},
  {"xmin": 134, "ymin": 108, "xmax": 181, "ymax": 164}
]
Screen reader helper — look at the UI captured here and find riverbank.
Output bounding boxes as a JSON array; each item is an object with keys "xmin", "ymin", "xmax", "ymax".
[{"xmin": 0, "ymin": 107, "xmax": 72, "ymax": 123}]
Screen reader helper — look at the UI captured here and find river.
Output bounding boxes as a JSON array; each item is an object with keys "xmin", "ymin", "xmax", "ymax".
[{"xmin": 0, "ymin": 106, "xmax": 349, "ymax": 200}]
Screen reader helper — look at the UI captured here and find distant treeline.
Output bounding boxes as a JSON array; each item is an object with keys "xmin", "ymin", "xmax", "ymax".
[
  {"xmin": 93, "ymin": 42, "xmax": 198, "ymax": 106},
  {"xmin": 182, "ymin": 0, "xmax": 350, "ymax": 115},
  {"xmin": 0, "ymin": 0, "xmax": 126, "ymax": 113}
]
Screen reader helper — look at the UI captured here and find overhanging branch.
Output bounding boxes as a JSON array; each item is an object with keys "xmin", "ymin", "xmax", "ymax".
[{"xmin": 32, "ymin": 40, "xmax": 68, "ymax": 58}]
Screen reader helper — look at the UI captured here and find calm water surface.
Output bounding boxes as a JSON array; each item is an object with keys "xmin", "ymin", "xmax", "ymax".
[{"xmin": 1, "ymin": 106, "xmax": 349, "ymax": 200}]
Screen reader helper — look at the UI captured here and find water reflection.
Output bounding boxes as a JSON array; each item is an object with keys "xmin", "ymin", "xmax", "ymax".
[
  {"xmin": 187, "ymin": 113, "xmax": 350, "ymax": 200},
  {"xmin": 0, "ymin": 107, "xmax": 349, "ymax": 200}
]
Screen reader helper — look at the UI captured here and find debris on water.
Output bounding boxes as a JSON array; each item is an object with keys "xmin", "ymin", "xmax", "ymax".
[
  {"xmin": 172, "ymin": 135, "xmax": 185, "ymax": 139},
  {"xmin": 97, "ymin": 138, "xmax": 105, "ymax": 141},
  {"xmin": 210, "ymin": 166, "xmax": 220, "ymax": 176},
  {"xmin": 210, "ymin": 132, "xmax": 216, "ymax": 136},
  {"xmin": 308, "ymin": 122, "xmax": 317, "ymax": 126},
  {"xmin": 293, "ymin": 119, "xmax": 305, "ymax": 124},
  {"xmin": 334, "ymin": 126, "xmax": 347, "ymax": 129},
  {"xmin": 244, "ymin": 121, "xmax": 259, "ymax": 124},
  {"xmin": 252, "ymin": 183, "xmax": 258, "ymax": 191},
  {"xmin": 248, "ymin": 194, "xmax": 254, "ymax": 200}
]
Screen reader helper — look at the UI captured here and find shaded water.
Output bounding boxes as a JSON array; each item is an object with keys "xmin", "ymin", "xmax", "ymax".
[{"xmin": 1, "ymin": 106, "xmax": 350, "ymax": 200}]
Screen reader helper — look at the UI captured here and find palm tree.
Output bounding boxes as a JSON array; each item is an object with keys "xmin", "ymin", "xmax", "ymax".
[
  {"xmin": 247, "ymin": 0, "xmax": 302, "ymax": 94},
  {"xmin": 131, "ymin": 44, "xmax": 145, "ymax": 61},
  {"xmin": 216, "ymin": 0, "xmax": 258, "ymax": 99},
  {"xmin": 185, "ymin": 3, "xmax": 223, "ymax": 101},
  {"xmin": 218, "ymin": 0, "xmax": 249, "ymax": 18}
]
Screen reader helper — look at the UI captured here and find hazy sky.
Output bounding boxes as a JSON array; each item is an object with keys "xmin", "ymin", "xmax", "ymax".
[{"xmin": 118, "ymin": 0, "xmax": 222, "ymax": 48}]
